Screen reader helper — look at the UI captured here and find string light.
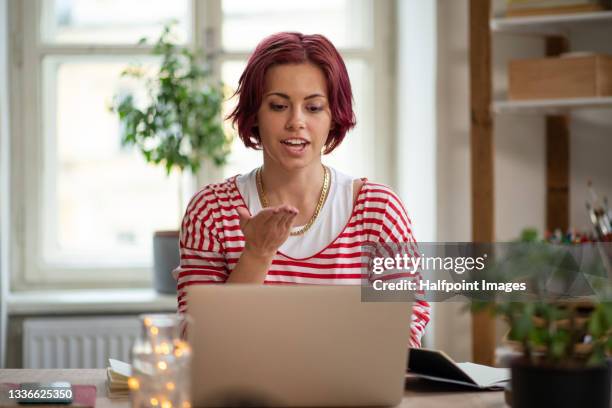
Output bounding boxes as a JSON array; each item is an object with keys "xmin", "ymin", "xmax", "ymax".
[
  {"xmin": 132, "ymin": 315, "xmax": 193, "ymax": 408},
  {"xmin": 156, "ymin": 342, "xmax": 171, "ymax": 354},
  {"xmin": 127, "ymin": 377, "xmax": 140, "ymax": 390}
]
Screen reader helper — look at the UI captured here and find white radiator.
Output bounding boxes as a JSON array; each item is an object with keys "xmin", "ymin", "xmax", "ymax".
[{"xmin": 23, "ymin": 316, "xmax": 141, "ymax": 369}]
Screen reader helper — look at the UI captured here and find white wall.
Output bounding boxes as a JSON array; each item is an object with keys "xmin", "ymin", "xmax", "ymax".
[
  {"xmin": 0, "ymin": 0, "xmax": 10, "ymax": 368},
  {"xmin": 568, "ymin": 24, "xmax": 612, "ymax": 232},
  {"xmin": 434, "ymin": 0, "xmax": 473, "ymax": 362},
  {"xmin": 396, "ymin": 0, "xmax": 439, "ymax": 350},
  {"xmin": 435, "ymin": 0, "xmax": 612, "ymax": 361},
  {"xmin": 396, "ymin": 0, "xmax": 438, "ymax": 244}
]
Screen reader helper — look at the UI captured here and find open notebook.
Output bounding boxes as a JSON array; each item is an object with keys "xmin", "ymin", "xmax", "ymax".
[{"xmin": 407, "ymin": 348, "xmax": 510, "ymax": 390}]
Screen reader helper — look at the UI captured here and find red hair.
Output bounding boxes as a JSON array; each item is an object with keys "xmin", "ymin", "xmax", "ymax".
[{"xmin": 227, "ymin": 32, "xmax": 356, "ymax": 154}]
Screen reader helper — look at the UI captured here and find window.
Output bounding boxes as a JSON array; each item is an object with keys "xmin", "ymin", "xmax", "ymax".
[
  {"xmin": 218, "ymin": 0, "xmax": 391, "ymax": 181},
  {"xmin": 9, "ymin": 0, "xmax": 395, "ymax": 288}
]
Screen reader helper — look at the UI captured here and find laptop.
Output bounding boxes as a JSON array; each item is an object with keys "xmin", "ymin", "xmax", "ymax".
[{"xmin": 187, "ymin": 285, "xmax": 412, "ymax": 407}]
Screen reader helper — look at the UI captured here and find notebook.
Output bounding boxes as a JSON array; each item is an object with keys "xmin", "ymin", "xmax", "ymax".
[
  {"xmin": 106, "ymin": 358, "xmax": 132, "ymax": 398},
  {"xmin": 407, "ymin": 348, "xmax": 510, "ymax": 390}
]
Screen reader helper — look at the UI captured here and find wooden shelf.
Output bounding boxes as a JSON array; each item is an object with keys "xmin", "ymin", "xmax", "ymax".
[
  {"xmin": 493, "ymin": 96, "xmax": 612, "ymax": 114},
  {"xmin": 470, "ymin": 0, "xmax": 612, "ymax": 367},
  {"xmin": 491, "ymin": 11, "xmax": 612, "ymax": 35}
]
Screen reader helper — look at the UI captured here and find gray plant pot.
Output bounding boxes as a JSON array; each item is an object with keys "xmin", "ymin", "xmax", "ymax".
[{"xmin": 153, "ymin": 230, "xmax": 180, "ymax": 294}]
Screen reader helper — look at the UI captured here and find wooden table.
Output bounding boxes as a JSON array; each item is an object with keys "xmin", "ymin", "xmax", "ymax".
[{"xmin": 0, "ymin": 370, "xmax": 506, "ymax": 407}]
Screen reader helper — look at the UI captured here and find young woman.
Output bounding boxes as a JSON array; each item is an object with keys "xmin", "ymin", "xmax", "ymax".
[{"xmin": 174, "ymin": 32, "xmax": 430, "ymax": 348}]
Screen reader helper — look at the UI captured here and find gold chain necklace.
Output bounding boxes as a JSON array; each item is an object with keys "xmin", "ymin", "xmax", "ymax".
[{"xmin": 256, "ymin": 166, "xmax": 330, "ymax": 236}]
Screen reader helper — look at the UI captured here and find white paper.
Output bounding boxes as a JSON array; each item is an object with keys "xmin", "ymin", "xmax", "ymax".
[
  {"xmin": 109, "ymin": 358, "xmax": 133, "ymax": 378},
  {"xmin": 456, "ymin": 362, "xmax": 510, "ymax": 387}
]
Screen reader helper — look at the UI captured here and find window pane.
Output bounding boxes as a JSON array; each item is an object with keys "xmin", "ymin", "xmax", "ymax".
[
  {"xmin": 41, "ymin": 0, "xmax": 190, "ymax": 44},
  {"xmin": 221, "ymin": 0, "xmax": 373, "ymax": 51},
  {"xmin": 42, "ymin": 57, "xmax": 181, "ymax": 267},
  {"xmin": 322, "ymin": 59, "xmax": 374, "ymax": 179},
  {"xmin": 221, "ymin": 60, "xmax": 262, "ymax": 178},
  {"xmin": 220, "ymin": 58, "xmax": 374, "ymax": 180}
]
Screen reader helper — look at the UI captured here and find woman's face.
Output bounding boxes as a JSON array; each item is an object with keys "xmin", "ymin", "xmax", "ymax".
[{"xmin": 256, "ymin": 62, "xmax": 332, "ymax": 171}]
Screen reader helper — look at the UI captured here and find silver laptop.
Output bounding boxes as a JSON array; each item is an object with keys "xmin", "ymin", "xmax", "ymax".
[{"xmin": 187, "ymin": 285, "xmax": 412, "ymax": 407}]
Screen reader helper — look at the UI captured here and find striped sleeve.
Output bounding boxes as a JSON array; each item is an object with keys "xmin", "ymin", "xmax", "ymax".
[
  {"xmin": 374, "ymin": 184, "xmax": 431, "ymax": 349},
  {"xmin": 173, "ymin": 186, "xmax": 229, "ymax": 316}
]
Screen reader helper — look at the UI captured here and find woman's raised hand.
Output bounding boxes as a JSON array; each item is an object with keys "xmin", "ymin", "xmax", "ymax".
[{"xmin": 236, "ymin": 205, "xmax": 298, "ymax": 259}]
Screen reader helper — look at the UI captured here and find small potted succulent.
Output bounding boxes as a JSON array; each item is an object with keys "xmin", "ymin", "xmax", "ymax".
[
  {"xmin": 472, "ymin": 230, "xmax": 612, "ymax": 408},
  {"xmin": 111, "ymin": 23, "xmax": 231, "ymax": 294}
]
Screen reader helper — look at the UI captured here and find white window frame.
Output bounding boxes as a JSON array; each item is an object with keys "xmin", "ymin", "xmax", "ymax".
[
  {"xmin": 9, "ymin": 0, "xmax": 396, "ymax": 290},
  {"xmin": 204, "ymin": 1, "xmax": 397, "ymax": 185}
]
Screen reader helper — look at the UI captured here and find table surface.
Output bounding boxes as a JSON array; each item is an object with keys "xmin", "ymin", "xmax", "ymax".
[{"xmin": 0, "ymin": 369, "xmax": 507, "ymax": 408}]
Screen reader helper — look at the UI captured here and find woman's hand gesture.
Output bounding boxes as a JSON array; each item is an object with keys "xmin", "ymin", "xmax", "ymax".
[{"xmin": 236, "ymin": 205, "xmax": 298, "ymax": 260}]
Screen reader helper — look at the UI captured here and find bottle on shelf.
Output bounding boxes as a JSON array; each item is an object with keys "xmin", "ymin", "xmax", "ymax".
[{"xmin": 586, "ymin": 180, "xmax": 612, "ymax": 241}]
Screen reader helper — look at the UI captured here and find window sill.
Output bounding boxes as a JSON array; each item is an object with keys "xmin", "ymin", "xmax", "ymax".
[{"xmin": 7, "ymin": 289, "xmax": 177, "ymax": 315}]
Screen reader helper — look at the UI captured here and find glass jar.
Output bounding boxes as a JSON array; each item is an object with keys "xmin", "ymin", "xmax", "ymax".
[{"xmin": 129, "ymin": 314, "xmax": 192, "ymax": 408}]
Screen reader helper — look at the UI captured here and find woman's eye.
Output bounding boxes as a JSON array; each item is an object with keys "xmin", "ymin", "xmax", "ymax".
[
  {"xmin": 307, "ymin": 105, "xmax": 323, "ymax": 113},
  {"xmin": 270, "ymin": 103, "xmax": 287, "ymax": 111}
]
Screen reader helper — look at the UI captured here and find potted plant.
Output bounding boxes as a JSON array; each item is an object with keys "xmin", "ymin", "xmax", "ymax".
[
  {"xmin": 471, "ymin": 230, "xmax": 612, "ymax": 408},
  {"xmin": 111, "ymin": 23, "xmax": 231, "ymax": 294}
]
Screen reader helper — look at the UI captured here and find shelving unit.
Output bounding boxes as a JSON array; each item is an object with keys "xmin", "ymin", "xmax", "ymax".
[
  {"xmin": 493, "ymin": 96, "xmax": 612, "ymax": 114},
  {"xmin": 491, "ymin": 10, "xmax": 612, "ymax": 34},
  {"xmin": 469, "ymin": 1, "xmax": 612, "ymax": 366}
]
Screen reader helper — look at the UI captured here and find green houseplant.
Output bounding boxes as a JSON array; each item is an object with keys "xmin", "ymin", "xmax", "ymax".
[
  {"xmin": 471, "ymin": 229, "xmax": 612, "ymax": 408},
  {"xmin": 111, "ymin": 24, "xmax": 231, "ymax": 294}
]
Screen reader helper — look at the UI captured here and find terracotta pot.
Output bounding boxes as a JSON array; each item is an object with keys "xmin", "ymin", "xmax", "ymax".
[{"xmin": 153, "ymin": 230, "xmax": 180, "ymax": 294}]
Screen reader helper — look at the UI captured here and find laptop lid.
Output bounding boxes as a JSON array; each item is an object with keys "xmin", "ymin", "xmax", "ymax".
[{"xmin": 187, "ymin": 285, "xmax": 412, "ymax": 407}]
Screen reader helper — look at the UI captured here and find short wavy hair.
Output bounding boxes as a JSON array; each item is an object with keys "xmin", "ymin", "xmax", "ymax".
[{"xmin": 227, "ymin": 32, "xmax": 356, "ymax": 154}]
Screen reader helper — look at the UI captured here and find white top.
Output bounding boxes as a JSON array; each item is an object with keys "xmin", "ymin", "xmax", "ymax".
[{"xmin": 235, "ymin": 167, "xmax": 356, "ymax": 259}]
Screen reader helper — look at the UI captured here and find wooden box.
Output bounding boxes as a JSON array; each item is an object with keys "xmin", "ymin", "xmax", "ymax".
[{"xmin": 509, "ymin": 55, "xmax": 612, "ymax": 100}]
